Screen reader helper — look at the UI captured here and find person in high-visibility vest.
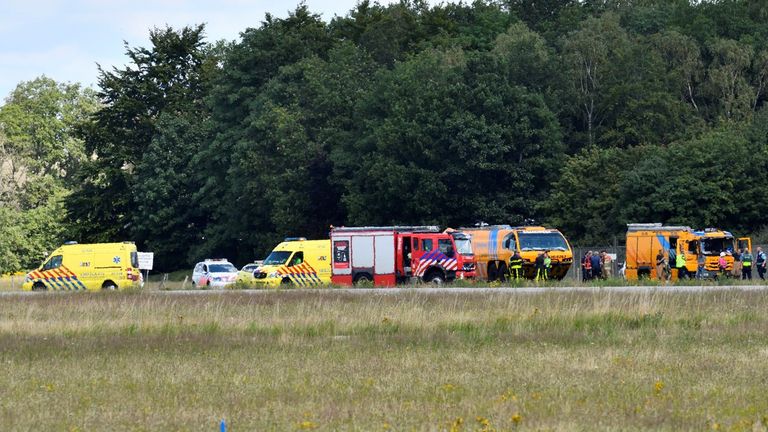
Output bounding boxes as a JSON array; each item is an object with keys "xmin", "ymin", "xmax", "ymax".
[
  {"xmin": 543, "ymin": 251, "xmax": 552, "ymax": 280},
  {"xmin": 509, "ymin": 251, "xmax": 524, "ymax": 280},
  {"xmin": 676, "ymin": 250, "xmax": 687, "ymax": 279},
  {"xmin": 742, "ymin": 249, "xmax": 753, "ymax": 280}
]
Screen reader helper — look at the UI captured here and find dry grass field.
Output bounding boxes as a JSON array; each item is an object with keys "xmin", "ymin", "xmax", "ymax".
[{"xmin": 1, "ymin": 290, "xmax": 768, "ymax": 431}]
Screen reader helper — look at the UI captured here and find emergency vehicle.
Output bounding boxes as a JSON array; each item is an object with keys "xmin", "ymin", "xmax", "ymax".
[
  {"xmin": 329, "ymin": 226, "xmax": 475, "ymax": 286},
  {"xmin": 22, "ymin": 242, "xmax": 141, "ymax": 291},
  {"xmin": 248, "ymin": 238, "xmax": 331, "ymax": 287},
  {"xmin": 191, "ymin": 259, "xmax": 239, "ymax": 288},
  {"xmin": 625, "ymin": 224, "xmax": 697, "ymax": 280},
  {"xmin": 461, "ymin": 225, "xmax": 573, "ymax": 281},
  {"xmin": 625, "ymin": 223, "xmax": 752, "ymax": 280}
]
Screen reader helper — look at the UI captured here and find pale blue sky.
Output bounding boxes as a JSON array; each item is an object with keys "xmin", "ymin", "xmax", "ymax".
[{"xmin": 0, "ymin": 0, "xmax": 410, "ymax": 102}]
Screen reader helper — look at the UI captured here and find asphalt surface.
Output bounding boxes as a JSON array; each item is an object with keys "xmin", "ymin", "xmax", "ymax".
[{"xmin": 2, "ymin": 285, "xmax": 768, "ymax": 297}]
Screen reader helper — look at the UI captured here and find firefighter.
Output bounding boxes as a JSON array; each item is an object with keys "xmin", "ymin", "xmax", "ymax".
[
  {"xmin": 543, "ymin": 251, "xmax": 552, "ymax": 280},
  {"xmin": 742, "ymin": 249, "xmax": 753, "ymax": 280},
  {"xmin": 509, "ymin": 251, "xmax": 523, "ymax": 280},
  {"xmin": 535, "ymin": 252, "xmax": 546, "ymax": 281}
]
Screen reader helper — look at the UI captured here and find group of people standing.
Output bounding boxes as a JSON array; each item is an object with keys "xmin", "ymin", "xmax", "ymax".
[
  {"xmin": 716, "ymin": 247, "xmax": 766, "ymax": 280},
  {"xmin": 507, "ymin": 250, "xmax": 554, "ymax": 280},
  {"xmin": 580, "ymin": 250, "xmax": 613, "ymax": 281},
  {"xmin": 655, "ymin": 247, "xmax": 767, "ymax": 280}
]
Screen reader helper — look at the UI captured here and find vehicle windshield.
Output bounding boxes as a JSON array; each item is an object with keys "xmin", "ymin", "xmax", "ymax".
[
  {"xmin": 263, "ymin": 251, "xmax": 292, "ymax": 265},
  {"xmin": 241, "ymin": 264, "xmax": 259, "ymax": 272},
  {"xmin": 700, "ymin": 237, "xmax": 734, "ymax": 255},
  {"xmin": 208, "ymin": 263, "xmax": 237, "ymax": 273},
  {"xmin": 453, "ymin": 237, "xmax": 473, "ymax": 255},
  {"xmin": 518, "ymin": 232, "xmax": 569, "ymax": 251}
]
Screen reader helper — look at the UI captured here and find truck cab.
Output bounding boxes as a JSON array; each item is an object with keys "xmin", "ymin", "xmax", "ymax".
[{"xmin": 695, "ymin": 229, "xmax": 751, "ymax": 276}]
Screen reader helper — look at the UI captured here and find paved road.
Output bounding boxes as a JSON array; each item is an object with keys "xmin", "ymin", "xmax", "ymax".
[{"xmin": 2, "ymin": 285, "xmax": 768, "ymax": 297}]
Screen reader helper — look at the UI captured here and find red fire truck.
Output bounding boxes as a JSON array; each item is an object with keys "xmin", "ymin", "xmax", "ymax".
[{"xmin": 330, "ymin": 226, "xmax": 476, "ymax": 286}]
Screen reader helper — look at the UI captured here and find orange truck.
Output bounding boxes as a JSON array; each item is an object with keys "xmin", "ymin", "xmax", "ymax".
[
  {"xmin": 461, "ymin": 225, "xmax": 573, "ymax": 281},
  {"xmin": 625, "ymin": 223, "xmax": 751, "ymax": 279},
  {"xmin": 625, "ymin": 224, "xmax": 697, "ymax": 280}
]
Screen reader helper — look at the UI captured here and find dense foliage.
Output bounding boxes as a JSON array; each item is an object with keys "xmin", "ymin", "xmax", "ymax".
[{"xmin": 3, "ymin": 0, "xmax": 768, "ymax": 271}]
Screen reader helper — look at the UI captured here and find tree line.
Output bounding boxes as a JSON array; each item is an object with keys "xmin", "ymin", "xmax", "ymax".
[{"xmin": 2, "ymin": 0, "xmax": 768, "ymax": 272}]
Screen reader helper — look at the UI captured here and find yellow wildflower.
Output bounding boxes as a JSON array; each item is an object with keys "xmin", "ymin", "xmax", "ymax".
[
  {"xmin": 449, "ymin": 417, "xmax": 464, "ymax": 432},
  {"xmin": 297, "ymin": 420, "xmax": 318, "ymax": 430}
]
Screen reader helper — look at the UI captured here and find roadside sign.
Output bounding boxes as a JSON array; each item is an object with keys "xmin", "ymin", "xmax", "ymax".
[{"xmin": 137, "ymin": 252, "xmax": 154, "ymax": 270}]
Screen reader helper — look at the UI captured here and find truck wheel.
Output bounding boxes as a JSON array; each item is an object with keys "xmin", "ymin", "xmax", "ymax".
[
  {"xmin": 32, "ymin": 282, "xmax": 47, "ymax": 291},
  {"xmin": 101, "ymin": 280, "xmax": 118, "ymax": 290},
  {"xmin": 353, "ymin": 273, "xmax": 372, "ymax": 286},
  {"xmin": 424, "ymin": 270, "xmax": 445, "ymax": 285},
  {"xmin": 487, "ymin": 262, "xmax": 498, "ymax": 282},
  {"xmin": 281, "ymin": 277, "xmax": 292, "ymax": 285},
  {"xmin": 497, "ymin": 263, "xmax": 507, "ymax": 283}
]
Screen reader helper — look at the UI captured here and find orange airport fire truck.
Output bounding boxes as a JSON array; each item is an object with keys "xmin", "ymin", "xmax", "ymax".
[
  {"xmin": 329, "ymin": 226, "xmax": 475, "ymax": 286},
  {"xmin": 461, "ymin": 225, "xmax": 573, "ymax": 281}
]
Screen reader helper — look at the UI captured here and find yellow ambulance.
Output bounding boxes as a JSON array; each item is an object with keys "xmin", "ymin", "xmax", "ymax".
[
  {"xmin": 22, "ymin": 242, "xmax": 141, "ymax": 291},
  {"xmin": 245, "ymin": 238, "xmax": 331, "ymax": 287}
]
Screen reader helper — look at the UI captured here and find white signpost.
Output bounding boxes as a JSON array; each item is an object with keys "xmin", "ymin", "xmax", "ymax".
[
  {"xmin": 137, "ymin": 252, "xmax": 154, "ymax": 270},
  {"xmin": 137, "ymin": 252, "xmax": 154, "ymax": 288}
]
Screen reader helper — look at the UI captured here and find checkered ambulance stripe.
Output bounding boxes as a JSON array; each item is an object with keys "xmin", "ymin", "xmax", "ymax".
[
  {"xmin": 277, "ymin": 263, "xmax": 322, "ymax": 286},
  {"xmin": 30, "ymin": 266, "xmax": 88, "ymax": 290}
]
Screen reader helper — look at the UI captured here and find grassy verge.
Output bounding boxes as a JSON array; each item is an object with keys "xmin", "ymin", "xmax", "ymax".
[{"xmin": 1, "ymin": 290, "xmax": 768, "ymax": 430}]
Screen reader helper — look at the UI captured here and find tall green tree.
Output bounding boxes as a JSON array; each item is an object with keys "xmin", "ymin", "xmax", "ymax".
[
  {"xmin": 0, "ymin": 77, "xmax": 96, "ymax": 272},
  {"xmin": 561, "ymin": 13, "xmax": 630, "ymax": 148},
  {"xmin": 338, "ymin": 47, "xmax": 562, "ymax": 227},
  {"xmin": 705, "ymin": 38, "xmax": 753, "ymax": 122},
  {"xmin": 199, "ymin": 6, "xmax": 338, "ymax": 261},
  {"xmin": 68, "ymin": 25, "xmax": 211, "ymax": 244},
  {"xmin": 0, "ymin": 77, "xmax": 97, "ymax": 182}
]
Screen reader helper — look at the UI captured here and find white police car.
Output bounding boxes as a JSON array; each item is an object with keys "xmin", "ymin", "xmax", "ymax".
[{"xmin": 191, "ymin": 259, "xmax": 238, "ymax": 288}]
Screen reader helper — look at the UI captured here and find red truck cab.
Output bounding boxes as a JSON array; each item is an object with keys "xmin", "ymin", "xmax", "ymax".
[{"xmin": 330, "ymin": 226, "xmax": 475, "ymax": 286}]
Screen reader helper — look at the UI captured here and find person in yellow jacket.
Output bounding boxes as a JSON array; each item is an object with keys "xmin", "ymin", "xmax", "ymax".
[{"xmin": 676, "ymin": 250, "xmax": 687, "ymax": 279}]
